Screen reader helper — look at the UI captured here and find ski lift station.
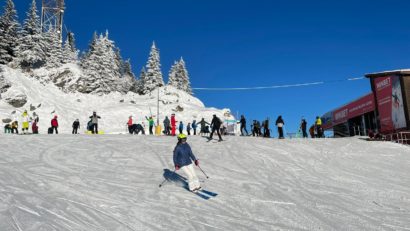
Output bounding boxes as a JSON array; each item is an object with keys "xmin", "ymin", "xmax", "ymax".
[{"xmin": 321, "ymin": 69, "xmax": 410, "ymax": 139}]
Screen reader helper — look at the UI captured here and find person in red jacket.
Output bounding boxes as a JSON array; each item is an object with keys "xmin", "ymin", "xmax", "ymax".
[
  {"xmin": 171, "ymin": 113, "xmax": 177, "ymax": 136},
  {"xmin": 51, "ymin": 115, "xmax": 59, "ymax": 134},
  {"xmin": 127, "ymin": 116, "xmax": 133, "ymax": 134}
]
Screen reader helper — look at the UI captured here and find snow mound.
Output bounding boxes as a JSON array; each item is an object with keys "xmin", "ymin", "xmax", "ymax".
[
  {"xmin": 0, "ymin": 65, "xmax": 233, "ymax": 133},
  {"xmin": 0, "ymin": 135, "xmax": 409, "ymax": 230}
]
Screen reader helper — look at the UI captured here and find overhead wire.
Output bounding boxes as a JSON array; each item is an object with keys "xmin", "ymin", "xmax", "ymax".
[{"xmin": 192, "ymin": 77, "xmax": 365, "ymax": 91}]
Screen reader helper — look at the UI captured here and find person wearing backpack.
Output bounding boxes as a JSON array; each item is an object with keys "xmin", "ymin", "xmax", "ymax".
[
  {"xmin": 275, "ymin": 115, "xmax": 285, "ymax": 139},
  {"xmin": 209, "ymin": 114, "xmax": 223, "ymax": 141}
]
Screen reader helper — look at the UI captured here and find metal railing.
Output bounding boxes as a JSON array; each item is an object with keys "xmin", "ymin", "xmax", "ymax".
[{"xmin": 385, "ymin": 132, "xmax": 410, "ymax": 145}]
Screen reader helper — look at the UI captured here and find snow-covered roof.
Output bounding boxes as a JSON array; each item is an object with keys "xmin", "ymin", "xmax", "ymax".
[{"xmin": 365, "ymin": 69, "xmax": 410, "ymax": 78}]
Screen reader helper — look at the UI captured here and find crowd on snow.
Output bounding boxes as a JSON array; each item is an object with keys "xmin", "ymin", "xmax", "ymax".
[{"xmin": 3, "ymin": 110, "xmax": 325, "ymax": 139}]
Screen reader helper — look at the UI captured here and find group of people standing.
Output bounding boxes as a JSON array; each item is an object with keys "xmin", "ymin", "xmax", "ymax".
[
  {"xmin": 238, "ymin": 115, "xmax": 324, "ymax": 139},
  {"xmin": 3, "ymin": 110, "xmax": 102, "ymax": 135}
]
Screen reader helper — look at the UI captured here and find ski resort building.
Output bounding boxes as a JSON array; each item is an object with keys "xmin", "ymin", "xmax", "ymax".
[{"xmin": 322, "ymin": 69, "xmax": 410, "ymax": 140}]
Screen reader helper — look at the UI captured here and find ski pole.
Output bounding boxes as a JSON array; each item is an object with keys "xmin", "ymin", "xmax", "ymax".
[
  {"xmin": 197, "ymin": 165, "xmax": 209, "ymax": 179},
  {"xmin": 159, "ymin": 169, "xmax": 176, "ymax": 188}
]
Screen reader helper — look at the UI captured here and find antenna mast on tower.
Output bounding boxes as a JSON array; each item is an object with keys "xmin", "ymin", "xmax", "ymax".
[{"xmin": 41, "ymin": 0, "xmax": 65, "ymax": 41}]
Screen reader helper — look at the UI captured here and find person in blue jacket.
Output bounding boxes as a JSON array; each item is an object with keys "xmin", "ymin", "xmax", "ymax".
[{"xmin": 173, "ymin": 134, "xmax": 201, "ymax": 192}]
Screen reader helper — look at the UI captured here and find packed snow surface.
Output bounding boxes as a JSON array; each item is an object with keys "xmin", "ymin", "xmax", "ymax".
[{"xmin": 0, "ymin": 135, "xmax": 409, "ymax": 230}]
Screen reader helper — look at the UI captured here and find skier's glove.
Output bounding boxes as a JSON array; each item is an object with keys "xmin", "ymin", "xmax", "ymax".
[
  {"xmin": 175, "ymin": 165, "xmax": 180, "ymax": 170},
  {"xmin": 194, "ymin": 160, "xmax": 199, "ymax": 166}
]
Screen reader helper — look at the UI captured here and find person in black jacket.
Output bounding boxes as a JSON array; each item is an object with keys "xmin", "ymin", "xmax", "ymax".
[
  {"xmin": 300, "ymin": 118, "xmax": 307, "ymax": 138},
  {"xmin": 209, "ymin": 114, "xmax": 223, "ymax": 141},
  {"xmin": 263, "ymin": 118, "xmax": 270, "ymax": 137},
  {"xmin": 275, "ymin": 115, "xmax": 285, "ymax": 139},
  {"xmin": 239, "ymin": 115, "xmax": 248, "ymax": 136},
  {"xmin": 72, "ymin": 119, "xmax": 80, "ymax": 134}
]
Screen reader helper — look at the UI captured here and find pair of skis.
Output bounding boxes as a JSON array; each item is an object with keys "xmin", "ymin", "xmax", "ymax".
[{"xmin": 184, "ymin": 186, "xmax": 218, "ymax": 200}]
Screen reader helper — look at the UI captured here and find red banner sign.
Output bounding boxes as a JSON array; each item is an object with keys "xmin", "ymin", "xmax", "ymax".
[
  {"xmin": 374, "ymin": 76, "xmax": 407, "ymax": 133},
  {"xmin": 332, "ymin": 93, "xmax": 375, "ymax": 126}
]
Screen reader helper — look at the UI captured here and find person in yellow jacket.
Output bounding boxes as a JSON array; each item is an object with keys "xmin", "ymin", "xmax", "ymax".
[
  {"xmin": 315, "ymin": 116, "xmax": 323, "ymax": 138},
  {"xmin": 21, "ymin": 110, "xmax": 30, "ymax": 134}
]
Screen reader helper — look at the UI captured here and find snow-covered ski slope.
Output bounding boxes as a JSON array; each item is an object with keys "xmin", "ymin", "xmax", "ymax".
[
  {"xmin": 0, "ymin": 65, "xmax": 232, "ymax": 134},
  {"xmin": 0, "ymin": 135, "xmax": 409, "ymax": 230}
]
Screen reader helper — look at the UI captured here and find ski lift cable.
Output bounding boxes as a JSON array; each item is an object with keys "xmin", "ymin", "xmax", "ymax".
[{"xmin": 192, "ymin": 77, "xmax": 365, "ymax": 91}]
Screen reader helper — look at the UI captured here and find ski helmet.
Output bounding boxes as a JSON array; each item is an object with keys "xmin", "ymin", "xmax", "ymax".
[{"xmin": 177, "ymin": 134, "xmax": 187, "ymax": 140}]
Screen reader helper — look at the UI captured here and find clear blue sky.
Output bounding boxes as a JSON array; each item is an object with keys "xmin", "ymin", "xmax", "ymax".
[{"xmin": 13, "ymin": 0, "xmax": 410, "ymax": 135}]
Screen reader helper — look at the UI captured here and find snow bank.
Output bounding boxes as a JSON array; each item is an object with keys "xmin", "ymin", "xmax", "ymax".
[{"xmin": 0, "ymin": 65, "xmax": 233, "ymax": 134}]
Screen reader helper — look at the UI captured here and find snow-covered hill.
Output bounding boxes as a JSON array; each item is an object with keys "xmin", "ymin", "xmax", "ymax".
[
  {"xmin": 0, "ymin": 135, "xmax": 409, "ymax": 230},
  {"xmin": 0, "ymin": 65, "xmax": 233, "ymax": 134}
]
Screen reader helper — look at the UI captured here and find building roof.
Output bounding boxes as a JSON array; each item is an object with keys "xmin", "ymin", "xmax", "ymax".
[{"xmin": 365, "ymin": 69, "xmax": 410, "ymax": 78}]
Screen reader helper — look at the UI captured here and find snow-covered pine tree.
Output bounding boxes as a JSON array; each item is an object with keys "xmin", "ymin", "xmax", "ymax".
[
  {"xmin": 167, "ymin": 57, "xmax": 193, "ymax": 95},
  {"xmin": 143, "ymin": 42, "xmax": 164, "ymax": 94},
  {"xmin": 81, "ymin": 31, "xmax": 97, "ymax": 62},
  {"xmin": 62, "ymin": 35, "xmax": 78, "ymax": 64},
  {"xmin": 0, "ymin": 0, "xmax": 21, "ymax": 64},
  {"xmin": 167, "ymin": 60, "xmax": 178, "ymax": 88},
  {"xmin": 14, "ymin": 0, "xmax": 46, "ymax": 70},
  {"xmin": 79, "ymin": 31, "xmax": 121, "ymax": 94},
  {"xmin": 137, "ymin": 67, "xmax": 147, "ymax": 95},
  {"xmin": 67, "ymin": 32, "xmax": 76, "ymax": 52},
  {"xmin": 44, "ymin": 28, "xmax": 64, "ymax": 68},
  {"xmin": 120, "ymin": 59, "xmax": 138, "ymax": 93},
  {"xmin": 178, "ymin": 57, "xmax": 192, "ymax": 95}
]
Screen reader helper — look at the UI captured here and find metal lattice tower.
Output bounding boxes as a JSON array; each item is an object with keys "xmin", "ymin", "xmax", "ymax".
[{"xmin": 41, "ymin": 0, "xmax": 65, "ymax": 41}]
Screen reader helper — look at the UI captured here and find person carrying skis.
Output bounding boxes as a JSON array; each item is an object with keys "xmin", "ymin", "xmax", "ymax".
[
  {"xmin": 146, "ymin": 116, "xmax": 155, "ymax": 135},
  {"xmin": 179, "ymin": 121, "xmax": 184, "ymax": 134},
  {"xmin": 275, "ymin": 115, "xmax": 285, "ymax": 139},
  {"xmin": 163, "ymin": 116, "xmax": 171, "ymax": 135},
  {"xmin": 72, "ymin": 119, "xmax": 80, "ymax": 134},
  {"xmin": 51, "ymin": 115, "xmax": 59, "ymax": 134},
  {"xmin": 192, "ymin": 120, "xmax": 197, "ymax": 135},
  {"xmin": 173, "ymin": 134, "xmax": 201, "ymax": 192},
  {"xmin": 171, "ymin": 114, "xmax": 177, "ymax": 136},
  {"xmin": 239, "ymin": 115, "xmax": 248, "ymax": 136},
  {"xmin": 89, "ymin": 111, "xmax": 101, "ymax": 134},
  {"xmin": 21, "ymin": 110, "xmax": 30, "ymax": 134},
  {"xmin": 210, "ymin": 114, "xmax": 223, "ymax": 141}
]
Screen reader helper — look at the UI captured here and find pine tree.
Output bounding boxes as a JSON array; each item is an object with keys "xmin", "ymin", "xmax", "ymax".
[
  {"xmin": 44, "ymin": 28, "xmax": 64, "ymax": 68},
  {"xmin": 14, "ymin": 0, "xmax": 47, "ymax": 70},
  {"xmin": 168, "ymin": 61, "xmax": 178, "ymax": 88},
  {"xmin": 67, "ymin": 32, "xmax": 76, "ymax": 52},
  {"xmin": 167, "ymin": 57, "xmax": 193, "ymax": 95},
  {"xmin": 121, "ymin": 59, "xmax": 138, "ymax": 93},
  {"xmin": 81, "ymin": 31, "xmax": 97, "ymax": 62},
  {"xmin": 137, "ymin": 67, "xmax": 147, "ymax": 95},
  {"xmin": 80, "ymin": 31, "xmax": 121, "ymax": 94},
  {"xmin": 178, "ymin": 57, "xmax": 192, "ymax": 95},
  {"xmin": 143, "ymin": 42, "xmax": 164, "ymax": 94},
  {"xmin": 63, "ymin": 35, "xmax": 78, "ymax": 64},
  {"xmin": 0, "ymin": 0, "xmax": 21, "ymax": 64}
]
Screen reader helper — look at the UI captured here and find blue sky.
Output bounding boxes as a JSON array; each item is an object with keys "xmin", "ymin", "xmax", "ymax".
[{"xmin": 13, "ymin": 0, "xmax": 410, "ymax": 135}]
